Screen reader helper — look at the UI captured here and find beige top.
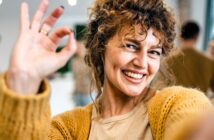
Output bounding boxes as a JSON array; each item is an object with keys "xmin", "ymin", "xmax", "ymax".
[{"xmin": 89, "ymin": 101, "xmax": 153, "ymax": 140}]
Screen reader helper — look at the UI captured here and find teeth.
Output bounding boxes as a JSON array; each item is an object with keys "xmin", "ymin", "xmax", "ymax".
[{"xmin": 124, "ymin": 71, "xmax": 143, "ymax": 79}]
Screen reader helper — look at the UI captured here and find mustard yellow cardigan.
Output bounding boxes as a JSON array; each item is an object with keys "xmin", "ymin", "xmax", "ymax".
[{"xmin": 0, "ymin": 74, "xmax": 212, "ymax": 140}]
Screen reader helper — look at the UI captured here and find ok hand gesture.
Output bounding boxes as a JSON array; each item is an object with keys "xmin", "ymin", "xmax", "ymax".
[{"xmin": 7, "ymin": 0, "xmax": 77, "ymax": 95}]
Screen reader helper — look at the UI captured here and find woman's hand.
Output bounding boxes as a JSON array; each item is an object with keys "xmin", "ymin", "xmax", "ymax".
[{"xmin": 6, "ymin": 0, "xmax": 77, "ymax": 95}]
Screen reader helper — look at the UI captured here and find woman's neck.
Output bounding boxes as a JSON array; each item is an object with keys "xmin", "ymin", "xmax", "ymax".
[{"xmin": 100, "ymin": 84, "xmax": 147, "ymax": 119}]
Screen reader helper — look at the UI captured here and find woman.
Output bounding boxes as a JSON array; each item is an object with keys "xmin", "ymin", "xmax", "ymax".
[{"xmin": 0, "ymin": 0, "xmax": 213, "ymax": 139}]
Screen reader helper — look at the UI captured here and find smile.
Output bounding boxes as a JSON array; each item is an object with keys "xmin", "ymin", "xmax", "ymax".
[{"xmin": 123, "ymin": 70, "xmax": 145, "ymax": 80}]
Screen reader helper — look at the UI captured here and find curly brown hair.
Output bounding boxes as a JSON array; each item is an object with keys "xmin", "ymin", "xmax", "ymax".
[{"xmin": 85, "ymin": 0, "xmax": 176, "ymax": 97}]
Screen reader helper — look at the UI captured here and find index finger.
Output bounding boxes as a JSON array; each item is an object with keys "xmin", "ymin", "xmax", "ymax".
[
  {"xmin": 30, "ymin": 0, "xmax": 49, "ymax": 31},
  {"xmin": 20, "ymin": 2, "xmax": 29, "ymax": 31}
]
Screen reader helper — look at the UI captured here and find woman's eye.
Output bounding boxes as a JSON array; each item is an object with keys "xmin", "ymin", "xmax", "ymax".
[
  {"xmin": 125, "ymin": 44, "xmax": 138, "ymax": 51},
  {"xmin": 150, "ymin": 50, "xmax": 161, "ymax": 55},
  {"xmin": 148, "ymin": 49, "xmax": 162, "ymax": 58}
]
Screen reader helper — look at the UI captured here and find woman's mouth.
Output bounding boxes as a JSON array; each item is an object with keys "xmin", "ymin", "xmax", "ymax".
[{"xmin": 122, "ymin": 70, "xmax": 146, "ymax": 82}]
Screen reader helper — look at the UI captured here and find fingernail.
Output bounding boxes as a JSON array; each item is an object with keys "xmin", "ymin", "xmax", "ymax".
[
  {"xmin": 70, "ymin": 29, "xmax": 75, "ymax": 36},
  {"xmin": 60, "ymin": 5, "xmax": 64, "ymax": 9}
]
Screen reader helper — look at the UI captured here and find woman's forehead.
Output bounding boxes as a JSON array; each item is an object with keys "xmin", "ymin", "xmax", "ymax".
[{"xmin": 117, "ymin": 25, "xmax": 163, "ymax": 44}]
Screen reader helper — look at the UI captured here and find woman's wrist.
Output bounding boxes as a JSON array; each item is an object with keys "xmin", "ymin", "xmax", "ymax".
[{"xmin": 6, "ymin": 68, "xmax": 42, "ymax": 95}]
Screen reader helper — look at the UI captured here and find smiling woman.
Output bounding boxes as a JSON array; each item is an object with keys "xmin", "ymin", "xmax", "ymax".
[
  {"xmin": 0, "ymin": 0, "xmax": 213, "ymax": 140},
  {"xmin": 104, "ymin": 27, "xmax": 161, "ymax": 97}
]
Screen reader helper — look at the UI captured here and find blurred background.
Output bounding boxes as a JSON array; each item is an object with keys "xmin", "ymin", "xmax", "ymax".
[{"xmin": 0, "ymin": 0, "xmax": 213, "ymax": 116}]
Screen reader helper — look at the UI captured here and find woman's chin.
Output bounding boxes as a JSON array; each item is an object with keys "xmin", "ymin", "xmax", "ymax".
[
  {"xmin": 123, "ymin": 86, "xmax": 148, "ymax": 97},
  {"xmin": 124, "ymin": 89, "xmax": 144, "ymax": 97}
]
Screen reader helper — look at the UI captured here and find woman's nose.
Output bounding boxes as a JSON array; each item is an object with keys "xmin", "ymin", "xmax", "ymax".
[{"xmin": 132, "ymin": 51, "xmax": 148, "ymax": 69}]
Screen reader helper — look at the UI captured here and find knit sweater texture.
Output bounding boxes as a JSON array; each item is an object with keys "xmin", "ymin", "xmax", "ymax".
[
  {"xmin": 0, "ymin": 73, "xmax": 212, "ymax": 140},
  {"xmin": 0, "ymin": 73, "xmax": 92, "ymax": 140},
  {"xmin": 148, "ymin": 86, "xmax": 213, "ymax": 140}
]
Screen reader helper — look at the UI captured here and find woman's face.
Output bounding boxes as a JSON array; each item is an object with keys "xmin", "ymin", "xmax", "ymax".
[{"xmin": 103, "ymin": 25, "xmax": 162, "ymax": 97}]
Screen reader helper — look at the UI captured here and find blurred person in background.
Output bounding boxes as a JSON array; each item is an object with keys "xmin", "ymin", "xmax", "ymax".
[
  {"xmin": 152, "ymin": 21, "xmax": 214, "ymax": 98},
  {"xmin": 71, "ymin": 26, "xmax": 95, "ymax": 106},
  {"xmin": 179, "ymin": 21, "xmax": 200, "ymax": 49},
  {"xmin": 47, "ymin": 25, "xmax": 95, "ymax": 107}
]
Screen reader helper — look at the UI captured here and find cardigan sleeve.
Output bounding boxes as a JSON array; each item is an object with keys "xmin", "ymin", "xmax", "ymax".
[
  {"xmin": 48, "ymin": 104, "xmax": 93, "ymax": 140},
  {"xmin": 49, "ymin": 116, "xmax": 74, "ymax": 140},
  {"xmin": 148, "ymin": 86, "xmax": 213, "ymax": 140},
  {"xmin": 0, "ymin": 73, "xmax": 51, "ymax": 140},
  {"xmin": 0, "ymin": 73, "xmax": 92, "ymax": 140}
]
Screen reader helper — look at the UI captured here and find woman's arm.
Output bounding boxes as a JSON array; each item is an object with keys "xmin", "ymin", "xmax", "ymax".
[
  {"xmin": 0, "ymin": 73, "xmax": 51, "ymax": 140},
  {"xmin": 0, "ymin": 0, "xmax": 77, "ymax": 139}
]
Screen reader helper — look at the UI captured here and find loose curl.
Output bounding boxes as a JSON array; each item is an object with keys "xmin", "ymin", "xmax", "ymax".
[{"xmin": 85, "ymin": 0, "xmax": 176, "ymax": 97}]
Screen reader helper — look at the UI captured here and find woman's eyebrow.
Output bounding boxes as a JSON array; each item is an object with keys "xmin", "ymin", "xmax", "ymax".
[
  {"xmin": 124, "ymin": 38, "xmax": 162, "ymax": 49},
  {"xmin": 124, "ymin": 38, "xmax": 141, "ymax": 45},
  {"xmin": 150, "ymin": 45, "xmax": 162, "ymax": 49}
]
